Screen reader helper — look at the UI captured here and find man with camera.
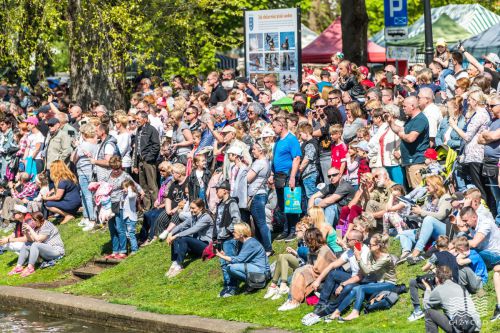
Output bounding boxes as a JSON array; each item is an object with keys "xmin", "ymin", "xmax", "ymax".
[{"xmin": 423, "ymin": 265, "xmax": 481, "ymax": 333}]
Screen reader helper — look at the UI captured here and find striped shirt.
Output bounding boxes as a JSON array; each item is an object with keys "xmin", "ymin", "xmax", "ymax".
[{"xmin": 37, "ymin": 221, "xmax": 65, "ymax": 255}]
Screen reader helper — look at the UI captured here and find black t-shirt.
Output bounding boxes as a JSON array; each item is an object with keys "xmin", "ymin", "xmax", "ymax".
[
  {"xmin": 320, "ymin": 179, "xmax": 356, "ymax": 206},
  {"xmin": 484, "ymin": 67, "xmax": 499, "ymax": 90},
  {"xmin": 167, "ymin": 181, "xmax": 186, "ymax": 209},
  {"xmin": 209, "ymin": 83, "xmax": 228, "ymax": 107}
]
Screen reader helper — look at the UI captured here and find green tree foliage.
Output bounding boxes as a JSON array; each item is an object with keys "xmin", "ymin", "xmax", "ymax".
[{"xmin": 367, "ymin": 0, "xmax": 499, "ymax": 37}]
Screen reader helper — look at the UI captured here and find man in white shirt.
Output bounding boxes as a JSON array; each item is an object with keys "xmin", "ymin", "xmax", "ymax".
[
  {"xmin": 418, "ymin": 87, "xmax": 442, "ymax": 147},
  {"xmin": 263, "ymin": 74, "xmax": 286, "ymax": 101}
]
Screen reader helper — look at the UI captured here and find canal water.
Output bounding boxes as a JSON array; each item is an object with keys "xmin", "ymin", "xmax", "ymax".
[{"xmin": 0, "ymin": 308, "xmax": 130, "ymax": 332}]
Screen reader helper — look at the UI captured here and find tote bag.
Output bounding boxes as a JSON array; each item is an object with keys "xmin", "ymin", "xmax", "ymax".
[{"xmin": 284, "ymin": 186, "xmax": 302, "ymax": 214}]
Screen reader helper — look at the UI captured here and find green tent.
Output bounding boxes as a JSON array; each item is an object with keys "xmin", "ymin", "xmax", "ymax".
[
  {"xmin": 271, "ymin": 96, "xmax": 293, "ymax": 112},
  {"xmin": 387, "ymin": 14, "xmax": 471, "ymax": 51}
]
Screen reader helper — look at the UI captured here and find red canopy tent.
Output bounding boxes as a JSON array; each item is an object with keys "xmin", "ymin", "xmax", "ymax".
[{"xmin": 302, "ymin": 18, "xmax": 388, "ymax": 64}]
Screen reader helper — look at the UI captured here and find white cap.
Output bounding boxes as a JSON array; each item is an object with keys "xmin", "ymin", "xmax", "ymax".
[
  {"xmin": 260, "ymin": 126, "xmax": 276, "ymax": 138},
  {"xmin": 227, "ymin": 146, "xmax": 243, "ymax": 156},
  {"xmin": 13, "ymin": 204, "xmax": 28, "ymax": 214}
]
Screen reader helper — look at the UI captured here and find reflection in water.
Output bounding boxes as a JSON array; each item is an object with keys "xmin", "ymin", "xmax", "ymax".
[{"xmin": 0, "ymin": 308, "xmax": 129, "ymax": 333}]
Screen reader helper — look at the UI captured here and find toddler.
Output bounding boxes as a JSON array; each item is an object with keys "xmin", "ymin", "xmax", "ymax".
[
  {"xmin": 88, "ymin": 181, "xmax": 114, "ymax": 227},
  {"xmin": 406, "ymin": 148, "xmax": 444, "ymax": 201},
  {"xmin": 122, "ymin": 180, "xmax": 139, "ymax": 254},
  {"xmin": 383, "ymin": 184, "xmax": 410, "ymax": 236}
]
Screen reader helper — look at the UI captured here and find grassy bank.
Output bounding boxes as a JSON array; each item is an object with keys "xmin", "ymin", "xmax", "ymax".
[{"xmin": 1, "ymin": 220, "xmax": 499, "ymax": 332}]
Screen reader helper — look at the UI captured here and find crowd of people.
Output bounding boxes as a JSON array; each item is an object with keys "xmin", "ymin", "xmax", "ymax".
[{"xmin": 0, "ymin": 40, "xmax": 499, "ymax": 331}]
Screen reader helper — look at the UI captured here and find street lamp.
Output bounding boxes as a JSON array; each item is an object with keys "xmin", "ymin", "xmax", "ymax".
[{"xmin": 423, "ymin": 0, "xmax": 433, "ymax": 65}]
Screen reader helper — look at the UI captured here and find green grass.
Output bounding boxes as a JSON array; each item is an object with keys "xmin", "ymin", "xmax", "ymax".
[{"xmin": 1, "ymin": 221, "xmax": 499, "ymax": 332}]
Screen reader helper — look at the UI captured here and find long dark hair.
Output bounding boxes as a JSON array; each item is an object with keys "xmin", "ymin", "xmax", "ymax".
[
  {"xmin": 191, "ymin": 198, "xmax": 207, "ymax": 215},
  {"xmin": 304, "ymin": 227, "xmax": 325, "ymax": 252}
]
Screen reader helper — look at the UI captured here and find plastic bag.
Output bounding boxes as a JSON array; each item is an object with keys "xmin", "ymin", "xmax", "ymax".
[{"xmin": 284, "ymin": 186, "xmax": 302, "ymax": 214}]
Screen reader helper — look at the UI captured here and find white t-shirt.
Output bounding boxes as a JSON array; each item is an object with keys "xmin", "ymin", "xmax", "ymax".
[
  {"xmin": 272, "ymin": 89, "xmax": 286, "ymax": 102},
  {"xmin": 148, "ymin": 115, "xmax": 164, "ymax": 138},
  {"xmin": 423, "ymin": 103, "xmax": 442, "ymax": 138},
  {"xmin": 112, "ymin": 132, "xmax": 132, "ymax": 168},
  {"xmin": 340, "ymin": 245, "xmax": 370, "ymax": 277},
  {"xmin": 471, "ymin": 213, "xmax": 500, "ymax": 254},
  {"xmin": 26, "ymin": 132, "xmax": 45, "ymax": 160}
]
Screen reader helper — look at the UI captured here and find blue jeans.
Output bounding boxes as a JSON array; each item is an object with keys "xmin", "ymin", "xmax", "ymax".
[
  {"xmin": 318, "ymin": 268, "xmax": 351, "ymax": 308},
  {"xmin": 397, "ymin": 229, "xmax": 418, "ymax": 252},
  {"xmin": 220, "ymin": 239, "xmax": 239, "ymax": 287},
  {"xmin": 124, "ymin": 217, "xmax": 138, "ymax": 252},
  {"xmin": 109, "ymin": 209, "xmax": 127, "ymax": 254},
  {"xmin": 415, "ymin": 216, "xmax": 446, "ymax": 252},
  {"xmin": 302, "ymin": 172, "xmax": 319, "ymax": 198},
  {"xmin": 140, "ymin": 208, "xmax": 162, "ymax": 242},
  {"xmin": 171, "ymin": 236, "xmax": 207, "ymax": 266},
  {"xmin": 250, "ymin": 194, "xmax": 272, "ymax": 252},
  {"xmin": 79, "ymin": 174, "xmax": 96, "ymax": 221},
  {"xmin": 338, "ymin": 282, "xmax": 397, "ymax": 313},
  {"xmin": 487, "ymin": 175, "xmax": 500, "ymax": 226},
  {"xmin": 228, "ymin": 263, "xmax": 262, "ymax": 286},
  {"xmin": 477, "ymin": 249, "xmax": 500, "ymax": 269},
  {"xmin": 314, "ymin": 198, "xmax": 339, "ymax": 226},
  {"xmin": 386, "ymin": 165, "xmax": 404, "ymax": 185}
]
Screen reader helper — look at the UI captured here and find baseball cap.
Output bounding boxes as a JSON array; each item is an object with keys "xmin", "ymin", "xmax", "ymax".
[
  {"xmin": 214, "ymin": 180, "xmax": 231, "ymax": 191},
  {"xmin": 12, "ymin": 204, "xmax": 28, "ymax": 214},
  {"xmin": 359, "ymin": 66, "xmax": 369, "ymax": 77},
  {"xmin": 354, "ymin": 141, "xmax": 369, "ymax": 152},
  {"xmin": 227, "ymin": 146, "xmax": 243, "ymax": 156},
  {"xmin": 24, "ymin": 116, "xmax": 39, "ymax": 126},
  {"xmin": 424, "ymin": 148, "xmax": 438, "ymax": 160},
  {"xmin": 436, "ymin": 38, "xmax": 447, "ymax": 47},
  {"xmin": 260, "ymin": 127, "xmax": 276, "ymax": 138},
  {"xmin": 37, "ymin": 105, "xmax": 51, "ymax": 114},
  {"xmin": 47, "ymin": 118, "xmax": 60, "ymax": 126},
  {"xmin": 482, "ymin": 53, "xmax": 500, "ymax": 67},
  {"xmin": 320, "ymin": 70, "xmax": 330, "ymax": 77},
  {"xmin": 221, "ymin": 126, "xmax": 236, "ymax": 133},
  {"xmin": 404, "ymin": 75, "xmax": 417, "ymax": 84},
  {"xmin": 235, "ymin": 77, "xmax": 248, "ymax": 84}
]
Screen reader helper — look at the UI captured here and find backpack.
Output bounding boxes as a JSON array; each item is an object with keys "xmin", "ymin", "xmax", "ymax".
[
  {"xmin": 363, "ymin": 290, "xmax": 399, "ymax": 314},
  {"xmin": 97, "ymin": 135, "xmax": 121, "ymax": 159}
]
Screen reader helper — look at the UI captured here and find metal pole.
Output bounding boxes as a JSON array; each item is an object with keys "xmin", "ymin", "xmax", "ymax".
[{"xmin": 423, "ymin": 0, "xmax": 433, "ymax": 66}]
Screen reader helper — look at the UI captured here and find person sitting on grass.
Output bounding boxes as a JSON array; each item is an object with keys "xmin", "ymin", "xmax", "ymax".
[
  {"xmin": 453, "ymin": 236, "xmax": 487, "ymax": 295},
  {"xmin": 0, "ymin": 172, "xmax": 38, "ymax": 222},
  {"xmin": 308, "ymin": 205, "xmax": 343, "ymax": 256},
  {"xmin": 264, "ymin": 219, "xmax": 309, "ymax": 301},
  {"xmin": 165, "ymin": 199, "xmax": 214, "ymax": 278},
  {"xmin": 215, "ymin": 222, "xmax": 269, "ymax": 295},
  {"xmin": 278, "ymin": 227, "xmax": 336, "ymax": 311},
  {"xmin": 0, "ymin": 205, "xmax": 32, "ymax": 255},
  {"xmin": 43, "ymin": 160, "xmax": 82, "ymax": 224},
  {"xmin": 8, "ymin": 211, "xmax": 65, "ymax": 277}
]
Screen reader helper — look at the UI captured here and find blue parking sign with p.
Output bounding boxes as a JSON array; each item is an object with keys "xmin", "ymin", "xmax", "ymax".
[{"xmin": 384, "ymin": 0, "xmax": 408, "ymax": 27}]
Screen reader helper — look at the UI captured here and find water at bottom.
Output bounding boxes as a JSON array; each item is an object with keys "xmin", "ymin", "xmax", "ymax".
[{"xmin": 0, "ymin": 308, "xmax": 131, "ymax": 333}]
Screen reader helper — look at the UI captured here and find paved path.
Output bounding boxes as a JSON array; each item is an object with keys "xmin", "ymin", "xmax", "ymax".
[{"xmin": 0, "ymin": 286, "xmax": 289, "ymax": 333}]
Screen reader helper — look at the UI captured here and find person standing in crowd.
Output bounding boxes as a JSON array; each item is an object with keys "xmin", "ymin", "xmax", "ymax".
[
  {"xmin": 387, "ymin": 96, "xmax": 429, "ymax": 189},
  {"xmin": 418, "ymin": 87, "xmax": 442, "ymax": 147},
  {"xmin": 207, "ymin": 72, "xmax": 228, "ymax": 107},
  {"xmin": 92, "ymin": 122, "xmax": 119, "ymax": 182},
  {"xmin": 263, "ymin": 74, "xmax": 286, "ymax": 101},
  {"xmin": 272, "ymin": 116, "xmax": 302, "ymax": 241},
  {"xmin": 132, "ymin": 110, "xmax": 160, "ymax": 210},
  {"xmin": 43, "ymin": 118, "xmax": 72, "ymax": 179},
  {"xmin": 22, "ymin": 116, "xmax": 45, "ymax": 176}
]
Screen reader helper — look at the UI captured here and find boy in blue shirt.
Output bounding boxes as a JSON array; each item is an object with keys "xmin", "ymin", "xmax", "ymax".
[{"xmin": 454, "ymin": 236, "xmax": 488, "ymax": 292}]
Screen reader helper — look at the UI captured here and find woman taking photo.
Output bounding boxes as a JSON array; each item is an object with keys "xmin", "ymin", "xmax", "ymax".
[
  {"xmin": 399, "ymin": 175, "xmax": 452, "ymax": 264},
  {"xmin": 330, "ymin": 233, "xmax": 396, "ymax": 321},
  {"xmin": 165, "ymin": 199, "xmax": 213, "ymax": 278},
  {"xmin": 8, "ymin": 212, "xmax": 65, "ymax": 277},
  {"xmin": 247, "ymin": 142, "xmax": 272, "ymax": 255},
  {"xmin": 216, "ymin": 222, "xmax": 270, "ymax": 296},
  {"xmin": 342, "ymin": 101, "xmax": 365, "ymax": 144},
  {"xmin": 170, "ymin": 110, "xmax": 194, "ymax": 164},
  {"xmin": 43, "ymin": 160, "xmax": 81, "ymax": 224},
  {"xmin": 436, "ymin": 96, "xmax": 465, "ymax": 150}
]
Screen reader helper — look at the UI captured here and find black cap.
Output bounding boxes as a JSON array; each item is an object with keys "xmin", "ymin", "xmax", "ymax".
[
  {"xmin": 214, "ymin": 180, "xmax": 231, "ymax": 191},
  {"xmin": 235, "ymin": 77, "xmax": 248, "ymax": 84},
  {"xmin": 47, "ymin": 118, "xmax": 60, "ymax": 126},
  {"xmin": 37, "ymin": 105, "xmax": 51, "ymax": 114},
  {"xmin": 320, "ymin": 70, "xmax": 330, "ymax": 77}
]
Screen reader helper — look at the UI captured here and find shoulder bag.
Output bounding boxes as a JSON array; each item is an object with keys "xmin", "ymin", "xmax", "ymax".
[
  {"xmin": 450, "ymin": 286, "xmax": 477, "ymax": 333},
  {"xmin": 244, "ymin": 263, "xmax": 268, "ymax": 289}
]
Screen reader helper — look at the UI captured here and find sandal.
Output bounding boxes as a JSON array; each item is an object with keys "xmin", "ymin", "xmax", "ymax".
[
  {"xmin": 8, "ymin": 266, "xmax": 24, "ymax": 276},
  {"xmin": 20, "ymin": 266, "xmax": 35, "ymax": 278},
  {"xmin": 104, "ymin": 254, "xmax": 117, "ymax": 260},
  {"xmin": 114, "ymin": 253, "xmax": 127, "ymax": 260}
]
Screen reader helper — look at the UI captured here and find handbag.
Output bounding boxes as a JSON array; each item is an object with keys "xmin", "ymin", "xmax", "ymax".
[
  {"xmin": 274, "ymin": 172, "xmax": 288, "ymax": 189},
  {"xmin": 481, "ymin": 156, "xmax": 498, "ymax": 178},
  {"xmin": 450, "ymin": 286, "xmax": 477, "ymax": 333},
  {"xmin": 284, "ymin": 186, "xmax": 302, "ymax": 214},
  {"xmin": 244, "ymin": 263, "xmax": 267, "ymax": 289}
]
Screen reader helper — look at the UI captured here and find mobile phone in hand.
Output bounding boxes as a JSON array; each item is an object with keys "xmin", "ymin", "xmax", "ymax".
[{"xmin": 354, "ymin": 241, "xmax": 362, "ymax": 251}]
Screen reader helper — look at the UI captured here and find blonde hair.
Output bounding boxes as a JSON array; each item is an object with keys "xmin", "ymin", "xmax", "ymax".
[
  {"xmin": 468, "ymin": 90, "xmax": 487, "ymax": 106},
  {"xmin": 171, "ymin": 163, "xmax": 186, "ymax": 176},
  {"xmin": 425, "ymin": 175, "xmax": 446, "ymax": 198},
  {"xmin": 321, "ymin": 86, "xmax": 334, "ymax": 100},
  {"xmin": 79, "ymin": 123, "xmax": 96, "ymax": 139},
  {"xmin": 158, "ymin": 161, "xmax": 172, "ymax": 175},
  {"xmin": 170, "ymin": 110, "xmax": 184, "ymax": 122},
  {"xmin": 233, "ymin": 222, "xmax": 252, "ymax": 237},
  {"xmin": 454, "ymin": 236, "xmax": 470, "ymax": 252},
  {"xmin": 49, "ymin": 160, "xmax": 78, "ymax": 187},
  {"xmin": 116, "ymin": 115, "xmax": 128, "ymax": 128},
  {"xmin": 417, "ymin": 69, "xmax": 432, "ymax": 84},
  {"xmin": 308, "ymin": 206, "xmax": 327, "ymax": 229},
  {"xmin": 329, "ymin": 124, "xmax": 343, "ymax": 135}
]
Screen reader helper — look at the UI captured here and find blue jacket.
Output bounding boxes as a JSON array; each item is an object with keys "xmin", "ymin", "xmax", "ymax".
[
  {"xmin": 230, "ymin": 238, "xmax": 270, "ymax": 274},
  {"xmin": 435, "ymin": 116, "xmax": 465, "ymax": 150}
]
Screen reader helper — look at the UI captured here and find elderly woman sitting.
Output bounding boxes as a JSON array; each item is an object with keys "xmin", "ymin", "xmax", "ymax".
[
  {"xmin": 8, "ymin": 211, "xmax": 65, "ymax": 277},
  {"xmin": 0, "ymin": 172, "xmax": 38, "ymax": 222}
]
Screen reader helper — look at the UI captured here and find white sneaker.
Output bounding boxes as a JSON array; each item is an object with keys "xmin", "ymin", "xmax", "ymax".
[
  {"xmin": 78, "ymin": 218, "xmax": 89, "ymax": 227},
  {"xmin": 278, "ymin": 300, "xmax": 300, "ymax": 311},
  {"xmin": 82, "ymin": 222, "xmax": 95, "ymax": 232},
  {"xmin": 263, "ymin": 286, "xmax": 279, "ymax": 299},
  {"xmin": 271, "ymin": 285, "xmax": 289, "ymax": 300},
  {"xmin": 159, "ymin": 230, "xmax": 169, "ymax": 240},
  {"xmin": 167, "ymin": 265, "xmax": 183, "ymax": 278},
  {"xmin": 407, "ymin": 310, "xmax": 425, "ymax": 322}
]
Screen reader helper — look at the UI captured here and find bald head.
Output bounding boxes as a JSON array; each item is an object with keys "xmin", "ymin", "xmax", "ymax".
[
  {"xmin": 418, "ymin": 87, "xmax": 434, "ymax": 109},
  {"xmin": 403, "ymin": 96, "xmax": 419, "ymax": 117},
  {"xmin": 348, "ymin": 230, "xmax": 363, "ymax": 242},
  {"xmin": 384, "ymin": 65, "xmax": 396, "ymax": 75}
]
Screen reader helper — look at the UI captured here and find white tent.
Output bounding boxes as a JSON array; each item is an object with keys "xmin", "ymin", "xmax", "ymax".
[
  {"xmin": 371, "ymin": 4, "xmax": 500, "ymax": 47},
  {"xmin": 301, "ymin": 24, "xmax": 318, "ymax": 48}
]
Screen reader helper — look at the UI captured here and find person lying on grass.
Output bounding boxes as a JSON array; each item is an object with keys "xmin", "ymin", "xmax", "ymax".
[{"xmin": 8, "ymin": 211, "xmax": 65, "ymax": 277}]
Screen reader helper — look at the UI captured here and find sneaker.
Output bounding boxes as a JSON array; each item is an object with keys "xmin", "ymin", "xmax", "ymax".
[
  {"xmin": 397, "ymin": 251, "xmax": 411, "ymax": 265},
  {"xmin": 278, "ymin": 300, "xmax": 300, "ymax": 311},
  {"xmin": 20, "ymin": 266, "xmax": 35, "ymax": 278},
  {"xmin": 218, "ymin": 287, "xmax": 228, "ymax": 298},
  {"xmin": 407, "ymin": 310, "xmax": 425, "ymax": 322},
  {"xmin": 78, "ymin": 218, "xmax": 89, "ymax": 227},
  {"xmin": 407, "ymin": 256, "xmax": 424, "ymax": 265},
  {"xmin": 221, "ymin": 288, "xmax": 236, "ymax": 298},
  {"xmin": 82, "ymin": 222, "xmax": 95, "ymax": 232},
  {"xmin": 104, "ymin": 254, "xmax": 117, "ymax": 260},
  {"xmin": 159, "ymin": 230, "xmax": 169, "ymax": 241},
  {"xmin": 114, "ymin": 253, "xmax": 127, "ymax": 260},
  {"xmin": 8, "ymin": 266, "xmax": 24, "ymax": 276},
  {"xmin": 284, "ymin": 234, "xmax": 297, "ymax": 242},
  {"xmin": 167, "ymin": 265, "xmax": 183, "ymax": 278},
  {"xmin": 302, "ymin": 313, "xmax": 321, "ymax": 326},
  {"xmin": 271, "ymin": 285, "xmax": 289, "ymax": 300},
  {"xmin": 266, "ymin": 250, "xmax": 275, "ymax": 257},
  {"xmin": 274, "ymin": 233, "xmax": 288, "ymax": 241},
  {"xmin": 264, "ymin": 286, "xmax": 279, "ymax": 299},
  {"xmin": 491, "ymin": 306, "xmax": 500, "ymax": 322}
]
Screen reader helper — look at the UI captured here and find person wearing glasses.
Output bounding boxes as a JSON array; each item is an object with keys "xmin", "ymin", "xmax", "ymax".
[
  {"xmin": 263, "ymin": 74, "xmax": 285, "ymax": 101},
  {"xmin": 258, "ymin": 89, "xmax": 273, "ymax": 113},
  {"xmin": 327, "ymin": 89, "xmax": 346, "ymax": 123}
]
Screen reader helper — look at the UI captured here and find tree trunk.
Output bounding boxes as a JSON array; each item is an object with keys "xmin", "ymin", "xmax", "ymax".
[
  {"xmin": 67, "ymin": 0, "xmax": 125, "ymax": 111},
  {"xmin": 341, "ymin": 0, "xmax": 368, "ymax": 65}
]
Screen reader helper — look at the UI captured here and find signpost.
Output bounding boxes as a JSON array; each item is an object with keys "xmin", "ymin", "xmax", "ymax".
[
  {"xmin": 384, "ymin": 0, "xmax": 408, "ymax": 42},
  {"xmin": 244, "ymin": 8, "xmax": 301, "ymax": 93}
]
